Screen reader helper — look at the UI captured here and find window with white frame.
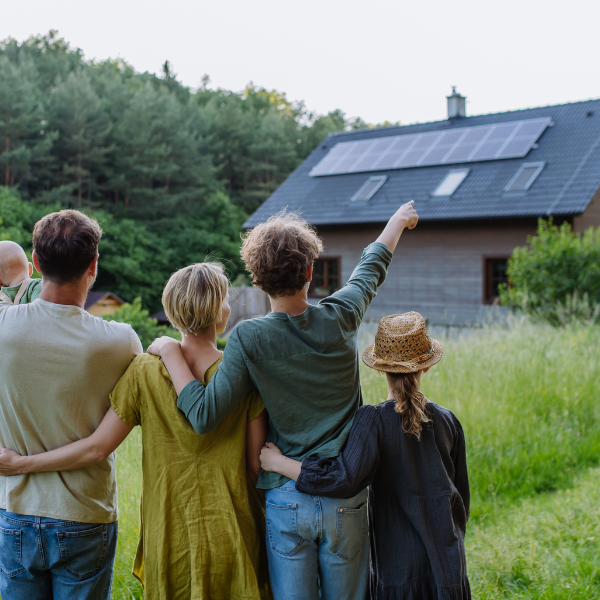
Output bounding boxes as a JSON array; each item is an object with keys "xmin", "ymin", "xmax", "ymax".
[
  {"xmin": 504, "ymin": 162, "xmax": 545, "ymax": 192},
  {"xmin": 351, "ymin": 176, "xmax": 387, "ymax": 202},
  {"xmin": 431, "ymin": 168, "xmax": 470, "ymax": 197}
]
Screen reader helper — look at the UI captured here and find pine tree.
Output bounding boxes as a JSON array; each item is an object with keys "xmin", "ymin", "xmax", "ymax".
[{"xmin": 0, "ymin": 56, "xmax": 54, "ymax": 194}]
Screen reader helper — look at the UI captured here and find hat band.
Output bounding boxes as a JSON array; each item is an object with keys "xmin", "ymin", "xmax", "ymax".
[{"xmin": 371, "ymin": 347, "xmax": 434, "ymax": 372}]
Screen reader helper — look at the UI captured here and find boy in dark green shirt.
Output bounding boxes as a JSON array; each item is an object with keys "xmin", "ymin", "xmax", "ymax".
[
  {"xmin": 0, "ymin": 241, "xmax": 42, "ymax": 305},
  {"xmin": 150, "ymin": 202, "xmax": 418, "ymax": 600}
]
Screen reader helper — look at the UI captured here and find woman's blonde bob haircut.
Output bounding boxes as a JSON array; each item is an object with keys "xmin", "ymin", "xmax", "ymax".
[{"xmin": 162, "ymin": 262, "xmax": 229, "ymax": 334}]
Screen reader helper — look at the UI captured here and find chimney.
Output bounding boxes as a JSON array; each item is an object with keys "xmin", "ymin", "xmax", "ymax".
[{"xmin": 447, "ymin": 87, "xmax": 466, "ymax": 119}]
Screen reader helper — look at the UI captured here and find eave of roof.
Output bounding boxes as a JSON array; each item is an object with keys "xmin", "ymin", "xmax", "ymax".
[{"xmin": 84, "ymin": 291, "xmax": 124, "ymax": 310}]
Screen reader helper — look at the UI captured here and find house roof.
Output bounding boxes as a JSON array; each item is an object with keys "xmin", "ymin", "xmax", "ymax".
[
  {"xmin": 244, "ymin": 98, "xmax": 600, "ymax": 227},
  {"xmin": 150, "ymin": 309, "xmax": 170, "ymax": 325},
  {"xmin": 84, "ymin": 291, "xmax": 124, "ymax": 310}
]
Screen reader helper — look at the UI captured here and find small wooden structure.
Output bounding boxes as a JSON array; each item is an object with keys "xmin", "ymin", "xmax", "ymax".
[
  {"xmin": 225, "ymin": 286, "xmax": 271, "ymax": 334},
  {"xmin": 84, "ymin": 291, "xmax": 125, "ymax": 316}
]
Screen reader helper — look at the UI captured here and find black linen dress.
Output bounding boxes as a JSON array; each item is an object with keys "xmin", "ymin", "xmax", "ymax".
[{"xmin": 296, "ymin": 400, "xmax": 471, "ymax": 600}]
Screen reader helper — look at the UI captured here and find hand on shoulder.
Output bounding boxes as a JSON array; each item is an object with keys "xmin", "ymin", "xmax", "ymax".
[{"xmin": 147, "ymin": 336, "xmax": 181, "ymax": 357}]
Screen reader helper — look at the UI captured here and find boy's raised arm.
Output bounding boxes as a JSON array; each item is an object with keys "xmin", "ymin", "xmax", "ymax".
[
  {"xmin": 376, "ymin": 200, "xmax": 418, "ymax": 253},
  {"xmin": 149, "ymin": 329, "xmax": 254, "ymax": 434},
  {"xmin": 323, "ymin": 201, "xmax": 418, "ymax": 324}
]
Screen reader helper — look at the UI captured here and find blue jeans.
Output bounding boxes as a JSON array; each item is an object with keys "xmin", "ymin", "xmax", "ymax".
[
  {"xmin": 0, "ymin": 510, "xmax": 118, "ymax": 600},
  {"xmin": 265, "ymin": 481, "xmax": 369, "ymax": 600}
]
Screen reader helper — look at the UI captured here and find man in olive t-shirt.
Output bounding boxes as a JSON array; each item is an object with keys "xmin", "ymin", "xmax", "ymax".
[{"xmin": 0, "ymin": 211, "xmax": 141, "ymax": 600}]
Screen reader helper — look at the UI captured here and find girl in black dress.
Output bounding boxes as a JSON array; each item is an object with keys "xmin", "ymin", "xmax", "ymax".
[{"xmin": 260, "ymin": 312, "xmax": 471, "ymax": 600}]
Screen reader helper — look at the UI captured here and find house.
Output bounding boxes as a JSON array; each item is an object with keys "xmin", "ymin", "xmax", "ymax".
[
  {"xmin": 244, "ymin": 90, "xmax": 600, "ymax": 325},
  {"xmin": 84, "ymin": 291, "xmax": 125, "ymax": 316}
]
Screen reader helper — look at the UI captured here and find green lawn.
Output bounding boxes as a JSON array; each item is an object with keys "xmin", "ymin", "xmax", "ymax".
[{"xmin": 112, "ymin": 319, "xmax": 600, "ymax": 599}]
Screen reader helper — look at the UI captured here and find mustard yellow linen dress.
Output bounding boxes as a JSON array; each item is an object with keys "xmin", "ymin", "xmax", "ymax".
[{"xmin": 110, "ymin": 353, "xmax": 271, "ymax": 600}]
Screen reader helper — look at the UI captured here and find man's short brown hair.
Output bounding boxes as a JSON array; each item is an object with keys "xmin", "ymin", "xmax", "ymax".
[
  {"xmin": 32, "ymin": 210, "xmax": 103, "ymax": 283},
  {"xmin": 241, "ymin": 211, "xmax": 323, "ymax": 297}
]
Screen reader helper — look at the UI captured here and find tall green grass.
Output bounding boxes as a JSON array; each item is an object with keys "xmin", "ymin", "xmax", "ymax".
[
  {"xmin": 468, "ymin": 466, "xmax": 600, "ymax": 598},
  {"xmin": 360, "ymin": 319, "xmax": 600, "ymax": 521},
  {"xmin": 113, "ymin": 428, "xmax": 143, "ymax": 599}
]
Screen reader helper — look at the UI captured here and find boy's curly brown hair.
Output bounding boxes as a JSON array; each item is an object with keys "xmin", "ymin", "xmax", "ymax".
[{"xmin": 241, "ymin": 211, "xmax": 324, "ymax": 297}]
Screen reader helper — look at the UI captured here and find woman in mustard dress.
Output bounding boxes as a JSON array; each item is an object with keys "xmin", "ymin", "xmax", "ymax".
[{"xmin": 0, "ymin": 263, "xmax": 271, "ymax": 600}]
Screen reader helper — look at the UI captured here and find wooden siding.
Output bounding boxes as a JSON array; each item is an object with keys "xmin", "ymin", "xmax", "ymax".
[
  {"xmin": 317, "ymin": 219, "xmax": 539, "ymax": 325},
  {"xmin": 573, "ymin": 186, "xmax": 600, "ymax": 232},
  {"xmin": 222, "ymin": 286, "xmax": 271, "ymax": 335},
  {"xmin": 87, "ymin": 295, "xmax": 125, "ymax": 316}
]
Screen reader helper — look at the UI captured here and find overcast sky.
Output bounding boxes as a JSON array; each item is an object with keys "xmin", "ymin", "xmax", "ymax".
[{"xmin": 3, "ymin": 0, "xmax": 600, "ymax": 125}]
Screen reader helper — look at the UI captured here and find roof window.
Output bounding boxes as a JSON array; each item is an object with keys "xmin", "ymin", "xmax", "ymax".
[
  {"xmin": 504, "ymin": 162, "xmax": 545, "ymax": 192},
  {"xmin": 431, "ymin": 168, "xmax": 469, "ymax": 197},
  {"xmin": 351, "ymin": 175, "xmax": 387, "ymax": 202}
]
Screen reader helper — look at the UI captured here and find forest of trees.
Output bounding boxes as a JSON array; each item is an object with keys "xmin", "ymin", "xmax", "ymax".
[{"xmin": 0, "ymin": 31, "xmax": 383, "ymax": 311}]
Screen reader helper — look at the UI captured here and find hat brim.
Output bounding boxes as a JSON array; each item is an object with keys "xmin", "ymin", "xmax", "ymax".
[{"xmin": 362, "ymin": 338, "xmax": 443, "ymax": 373}]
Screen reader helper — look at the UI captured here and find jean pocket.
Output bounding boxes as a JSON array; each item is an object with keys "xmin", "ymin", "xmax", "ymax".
[
  {"xmin": 265, "ymin": 502, "xmax": 303, "ymax": 557},
  {"xmin": 332, "ymin": 501, "xmax": 368, "ymax": 562},
  {"xmin": 57, "ymin": 524, "xmax": 108, "ymax": 580},
  {"xmin": 0, "ymin": 526, "xmax": 27, "ymax": 578}
]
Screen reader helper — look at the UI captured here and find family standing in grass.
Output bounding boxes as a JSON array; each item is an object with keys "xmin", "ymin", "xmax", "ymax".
[{"xmin": 0, "ymin": 202, "xmax": 470, "ymax": 599}]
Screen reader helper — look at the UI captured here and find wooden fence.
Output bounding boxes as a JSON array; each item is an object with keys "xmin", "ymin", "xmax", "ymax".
[{"xmin": 223, "ymin": 286, "xmax": 271, "ymax": 336}]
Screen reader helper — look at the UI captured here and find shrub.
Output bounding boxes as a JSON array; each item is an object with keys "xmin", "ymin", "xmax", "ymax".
[
  {"xmin": 501, "ymin": 219, "xmax": 600, "ymax": 325},
  {"xmin": 103, "ymin": 297, "xmax": 180, "ymax": 350}
]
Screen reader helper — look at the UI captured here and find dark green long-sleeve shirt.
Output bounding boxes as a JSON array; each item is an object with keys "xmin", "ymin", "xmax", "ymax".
[{"xmin": 178, "ymin": 242, "xmax": 393, "ymax": 489}]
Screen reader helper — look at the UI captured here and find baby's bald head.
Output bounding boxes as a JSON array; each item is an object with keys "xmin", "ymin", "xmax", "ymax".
[{"xmin": 0, "ymin": 241, "xmax": 31, "ymax": 287}]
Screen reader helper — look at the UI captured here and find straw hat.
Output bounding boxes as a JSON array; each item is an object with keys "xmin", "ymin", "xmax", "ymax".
[{"xmin": 362, "ymin": 312, "xmax": 442, "ymax": 373}]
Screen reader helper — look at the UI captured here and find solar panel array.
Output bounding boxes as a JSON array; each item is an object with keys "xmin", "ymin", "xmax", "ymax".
[{"xmin": 310, "ymin": 117, "xmax": 552, "ymax": 177}]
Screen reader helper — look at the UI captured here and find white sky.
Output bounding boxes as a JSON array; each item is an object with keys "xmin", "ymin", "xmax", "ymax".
[{"xmin": 3, "ymin": 0, "xmax": 600, "ymax": 125}]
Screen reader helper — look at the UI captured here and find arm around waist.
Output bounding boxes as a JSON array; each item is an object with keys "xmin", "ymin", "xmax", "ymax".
[{"xmin": 296, "ymin": 405, "xmax": 381, "ymax": 499}]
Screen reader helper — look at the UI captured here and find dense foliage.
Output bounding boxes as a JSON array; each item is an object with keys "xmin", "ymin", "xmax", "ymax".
[
  {"xmin": 0, "ymin": 31, "xmax": 374, "ymax": 214},
  {"xmin": 0, "ymin": 31, "xmax": 382, "ymax": 309},
  {"xmin": 100, "ymin": 297, "xmax": 178, "ymax": 349},
  {"xmin": 500, "ymin": 219, "xmax": 600, "ymax": 325},
  {"xmin": 0, "ymin": 186, "xmax": 239, "ymax": 310}
]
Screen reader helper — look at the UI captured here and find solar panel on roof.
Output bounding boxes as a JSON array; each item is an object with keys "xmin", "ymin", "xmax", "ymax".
[{"xmin": 310, "ymin": 117, "xmax": 552, "ymax": 177}]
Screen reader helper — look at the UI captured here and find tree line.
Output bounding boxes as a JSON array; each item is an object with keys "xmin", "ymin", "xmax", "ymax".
[{"xmin": 0, "ymin": 31, "xmax": 386, "ymax": 311}]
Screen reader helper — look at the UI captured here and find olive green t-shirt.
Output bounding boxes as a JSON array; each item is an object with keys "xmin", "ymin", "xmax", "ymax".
[
  {"xmin": 177, "ymin": 242, "xmax": 393, "ymax": 489},
  {"xmin": 1, "ymin": 278, "xmax": 42, "ymax": 304}
]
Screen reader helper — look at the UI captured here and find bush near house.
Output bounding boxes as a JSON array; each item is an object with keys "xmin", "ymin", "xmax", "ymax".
[{"xmin": 501, "ymin": 219, "xmax": 600, "ymax": 325}]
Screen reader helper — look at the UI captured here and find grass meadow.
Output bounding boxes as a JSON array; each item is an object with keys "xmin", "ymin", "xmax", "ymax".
[{"xmin": 112, "ymin": 319, "xmax": 600, "ymax": 599}]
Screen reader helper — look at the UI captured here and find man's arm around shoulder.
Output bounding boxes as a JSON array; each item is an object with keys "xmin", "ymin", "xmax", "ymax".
[{"xmin": 152, "ymin": 328, "xmax": 255, "ymax": 435}]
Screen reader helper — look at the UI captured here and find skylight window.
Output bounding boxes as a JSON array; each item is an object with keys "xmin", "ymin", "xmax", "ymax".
[
  {"xmin": 431, "ymin": 169, "xmax": 469, "ymax": 197},
  {"xmin": 504, "ymin": 162, "xmax": 545, "ymax": 192},
  {"xmin": 351, "ymin": 175, "xmax": 387, "ymax": 202}
]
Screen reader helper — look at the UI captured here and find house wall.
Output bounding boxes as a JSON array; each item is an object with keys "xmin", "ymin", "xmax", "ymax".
[
  {"xmin": 316, "ymin": 219, "xmax": 539, "ymax": 326},
  {"xmin": 573, "ymin": 187, "xmax": 600, "ymax": 232},
  {"xmin": 87, "ymin": 297, "xmax": 124, "ymax": 316}
]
